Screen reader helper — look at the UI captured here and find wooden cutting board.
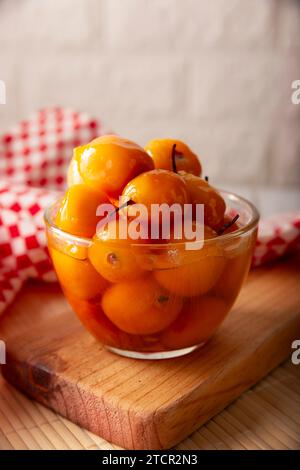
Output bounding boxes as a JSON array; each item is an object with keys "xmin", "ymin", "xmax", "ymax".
[{"xmin": 0, "ymin": 258, "xmax": 300, "ymax": 450}]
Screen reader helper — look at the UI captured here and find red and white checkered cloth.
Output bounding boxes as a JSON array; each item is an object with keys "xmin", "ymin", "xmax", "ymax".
[
  {"xmin": 0, "ymin": 108, "xmax": 110, "ymax": 314},
  {"xmin": 0, "ymin": 108, "xmax": 299, "ymax": 315},
  {"xmin": 252, "ymin": 212, "xmax": 300, "ymax": 267}
]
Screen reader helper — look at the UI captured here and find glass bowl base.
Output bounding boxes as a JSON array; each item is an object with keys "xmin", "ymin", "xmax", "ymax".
[{"xmin": 106, "ymin": 344, "xmax": 205, "ymax": 360}]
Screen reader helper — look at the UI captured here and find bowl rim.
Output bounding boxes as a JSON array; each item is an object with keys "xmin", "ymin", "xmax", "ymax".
[{"xmin": 44, "ymin": 189, "xmax": 260, "ymax": 248}]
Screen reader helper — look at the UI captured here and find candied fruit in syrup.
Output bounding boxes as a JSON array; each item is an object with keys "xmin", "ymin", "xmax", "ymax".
[
  {"xmin": 75, "ymin": 135, "xmax": 154, "ymax": 198},
  {"xmin": 154, "ymin": 225, "xmax": 226, "ymax": 297},
  {"xmin": 55, "ymin": 184, "xmax": 109, "ymax": 238},
  {"xmin": 65, "ymin": 292, "xmax": 121, "ymax": 347},
  {"xmin": 101, "ymin": 277, "xmax": 183, "ymax": 335},
  {"xmin": 47, "ymin": 133, "xmax": 257, "ymax": 356},
  {"xmin": 215, "ymin": 232, "xmax": 256, "ymax": 302},
  {"xmin": 88, "ymin": 217, "xmax": 148, "ymax": 283},
  {"xmin": 161, "ymin": 296, "xmax": 229, "ymax": 350},
  {"xmin": 67, "ymin": 147, "xmax": 84, "ymax": 187},
  {"xmin": 145, "ymin": 138, "xmax": 201, "ymax": 176},
  {"xmin": 179, "ymin": 171, "xmax": 226, "ymax": 227},
  {"xmin": 50, "ymin": 247, "xmax": 108, "ymax": 300},
  {"xmin": 122, "ymin": 169, "xmax": 189, "ymax": 213},
  {"xmin": 66, "ymin": 291, "xmax": 155, "ymax": 352}
]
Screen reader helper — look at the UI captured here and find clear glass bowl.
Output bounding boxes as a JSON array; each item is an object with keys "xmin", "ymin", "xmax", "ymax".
[{"xmin": 45, "ymin": 191, "xmax": 259, "ymax": 359}]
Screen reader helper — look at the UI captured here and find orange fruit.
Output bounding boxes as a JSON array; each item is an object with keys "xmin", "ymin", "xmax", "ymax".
[
  {"xmin": 89, "ymin": 238, "xmax": 145, "ymax": 283},
  {"xmin": 180, "ymin": 171, "xmax": 226, "ymax": 227},
  {"xmin": 65, "ymin": 292, "xmax": 121, "ymax": 347},
  {"xmin": 50, "ymin": 247, "xmax": 108, "ymax": 300},
  {"xmin": 55, "ymin": 184, "xmax": 110, "ymax": 238},
  {"xmin": 161, "ymin": 296, "xmax": 229, "ymax": 349},
  {"xmin": 76, "ymin": 135, "xmax": 154, "ymax": 198},
  {"xmin": 101, "ymin": 277, "xmax": 183, "ymax": 335},
  {"xmin": 122, "ymin": 169, "xmax": 189, "ymax": 214},
  {"xmin": 154, "ymin": 226, "xmax": 225, "ymax": 297},
  {"xmin": 67, "ymin": 147, "xmax": 84, "ymax": 186},
  {"xmin": 145, "ymin": 138, "xmax": 201, "ymax": 176}
]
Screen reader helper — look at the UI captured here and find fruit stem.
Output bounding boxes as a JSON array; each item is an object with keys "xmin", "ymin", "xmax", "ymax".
[
  {"xmin": 171, "ymin": 144, "xmax": 178, "ymax": 173},
  {"xmin": 204, "ymin": 176, "xmax": 209, "ymax": 182},
  {"xmin": 107, "ymin": 199, "xmax": 134, "ymax": 221},
  {"xmin": 217, "ymin": 214, "xmax": 240, "ymax": 235},
  {"xmin": 157, "ymin": 295, "xmax": 169, "ymax": 304}
]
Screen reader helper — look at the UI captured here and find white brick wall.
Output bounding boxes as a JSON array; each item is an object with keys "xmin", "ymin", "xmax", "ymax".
[{"xmin": 0, "ymin": 0, "xmax": 299, "ymax": 188}]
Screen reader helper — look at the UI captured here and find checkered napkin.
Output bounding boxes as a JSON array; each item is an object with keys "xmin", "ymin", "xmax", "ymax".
[
  {"xmin": 252, "ymin": 212, "xmax": 300, "ymax": 267},
  {"xmin": 0, "ymin": 108, "xmax": 109, "ymax": 314},
  {"xmin": 0, "ymin": 108, "xmax": 299, "ymax": 315}
]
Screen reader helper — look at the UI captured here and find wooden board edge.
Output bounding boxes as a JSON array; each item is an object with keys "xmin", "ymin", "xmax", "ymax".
[{"xmin": 2, "ymin": 311, "xmax": 299, "ymax": 450}]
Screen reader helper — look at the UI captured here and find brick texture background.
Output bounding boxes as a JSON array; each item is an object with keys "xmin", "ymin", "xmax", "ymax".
[{"xmin": 0, "ymin": 0, "xmax": 299, "ymax": 188}]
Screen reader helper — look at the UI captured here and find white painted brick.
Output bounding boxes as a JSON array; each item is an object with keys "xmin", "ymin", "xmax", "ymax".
[
  {"xmin": 20, "ymin": 54, "xmax": 186, "ymax": 122},
  {"xmin": 187, "ymin": 121, "xmax": 271, "ymax": 185},
  {"xmin": 277, "ymin": 54, "xmax": 300, "ymax": 120},
  {"xmin": 276, "ymin": 0, "xmax": 300, "ymax": 48},
  {"xmin": 191, "ymin": 53, "xmax": 282, "ymax": 120},
  {"xmin": 212, "ymin": 0, "xmax": 275, "ymax": 48},
  {"xmin": 257, "ymin": 188, "xmax": 300, "ymax": 217},
  {"xmin": 104, "ymin": 0, "xmax": 274, "ymax": 51},
  {"xmin": 0, "ymin": 54, "xmax": 20, "ymax": 133},
  {"xmin": 101, "ymin": 57, "xmax": 186, "ymax": 119},
  {"xmin": 103, "ymin": 0, "xmax": 180, "ymax": 51},
  {"xmin": 0, "ymin": 0, "xmax": 299, "ymax": 190},
  {"xmin": 0, "ymin": 0, "xmax": 99, "ymax": 48},
  {"xmin": 269, "ymin": 120, "xmax": 300, "ymax": 186},
  {"xmin": 20, "ymin": 54, "xmax": 111, "ymax": 119}
]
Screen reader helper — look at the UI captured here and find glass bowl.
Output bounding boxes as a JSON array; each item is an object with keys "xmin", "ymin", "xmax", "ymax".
[{"xmin": 45, "ymin": 191, "xmax": 259, "ymax": 359}]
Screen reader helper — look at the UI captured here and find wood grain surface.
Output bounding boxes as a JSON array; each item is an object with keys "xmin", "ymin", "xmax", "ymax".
[
  {"xmin": 1, "ymin": 360, "xmax": 300, "ymax": 450},
  {"xmin": 0, "ymin": 258, "xmax": 300, "ymax": 450}
]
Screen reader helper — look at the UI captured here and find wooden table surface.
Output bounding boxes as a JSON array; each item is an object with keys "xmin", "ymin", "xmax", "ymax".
[{"xmin": 0, "ymin": 359, "xmax": 299, "ymax": 450}]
